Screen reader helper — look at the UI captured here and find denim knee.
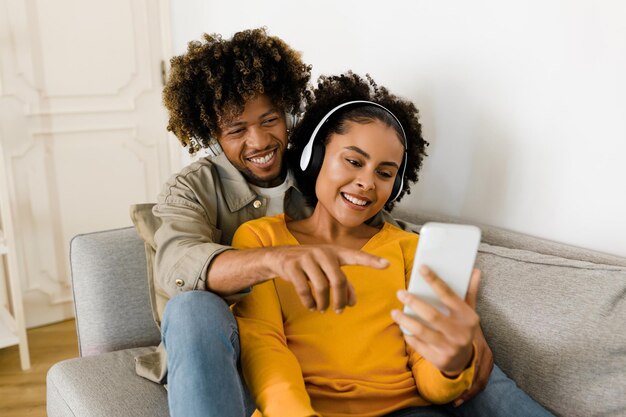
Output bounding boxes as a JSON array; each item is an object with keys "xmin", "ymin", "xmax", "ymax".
[{"xmin": 162, "ymin": 290, "xmax": 237, "ymax": 343}]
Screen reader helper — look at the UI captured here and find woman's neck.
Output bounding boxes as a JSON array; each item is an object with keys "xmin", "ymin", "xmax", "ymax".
[{"xmin": 287, "ymin": 203, "xmax": 379, "ymax": 248}]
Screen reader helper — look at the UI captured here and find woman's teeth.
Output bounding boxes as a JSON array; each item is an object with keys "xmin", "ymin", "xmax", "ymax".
[
  {"xmin": 250, "ymin": 151, "xmax": 275, "ymax": 164},
  {"xmin": 342, "ymin": 193, "xmax": 368, "ymax": 206}
]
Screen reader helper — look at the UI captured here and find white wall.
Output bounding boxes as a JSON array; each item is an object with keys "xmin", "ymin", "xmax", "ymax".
[{"xmin": 169, "ymin": 0, "xmax": 626, "ymax": 257}]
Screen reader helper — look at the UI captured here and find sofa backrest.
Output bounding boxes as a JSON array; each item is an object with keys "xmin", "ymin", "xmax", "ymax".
[
  {"xmin": 70, "ymin": 213, "xmax": 626, "ymax": 417},
  {"xmin": 70, "ymin": 227, "xmax": 161, "ymax": 356},
  {"xmin": 395, "ymin": 208, "xmax": 626, "ymax": 417}
]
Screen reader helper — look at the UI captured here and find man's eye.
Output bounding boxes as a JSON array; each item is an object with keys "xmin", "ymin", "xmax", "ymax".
[
  {"xmin": 228, "ymin": 128, "xmax": 245, "ymax": 136},
  {"xmin": 262, "ymin": 117, "xmax": 279, "ymax": 125}
]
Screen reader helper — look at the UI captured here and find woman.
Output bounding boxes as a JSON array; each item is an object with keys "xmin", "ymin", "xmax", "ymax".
[{"xmin": 232, "ymin": 72, "xmax": 479, "ymax": 417}]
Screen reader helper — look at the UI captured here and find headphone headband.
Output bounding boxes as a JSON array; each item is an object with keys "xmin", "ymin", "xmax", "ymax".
[
  {"xmin": 299, "ymin": 100, "xmax": 406, "ymax": 171},
  {"xmin": 299, "ymin": 100, "xmax": 408, "ymax": 202}
]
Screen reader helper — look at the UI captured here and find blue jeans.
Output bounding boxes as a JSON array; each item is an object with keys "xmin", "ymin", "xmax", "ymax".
[
  {"xmin": 163, "ymin": 291, "xmax": 554, "ymax": 417},
  {"xmin": 383, "ymin": 365, "xmax": 555, "ymax": 416},
  {"xmin": 162, "ymin": 291, "xmax": 256, "ymax": 417}
]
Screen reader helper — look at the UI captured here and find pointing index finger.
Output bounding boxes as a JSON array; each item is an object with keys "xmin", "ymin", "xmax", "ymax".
[{"xmin": 339, "ymin": 248, "xmax": 389, "ymax": 269}]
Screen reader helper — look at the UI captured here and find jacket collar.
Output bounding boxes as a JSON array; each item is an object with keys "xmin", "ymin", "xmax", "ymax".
[{"xmin": 211, "ymin": 152, "xmax": 301, "ymax": 213}]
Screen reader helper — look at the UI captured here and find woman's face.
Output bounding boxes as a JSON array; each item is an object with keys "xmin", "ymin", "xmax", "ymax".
[{"xmin": 315, "ymin": 119, "xmax": 405, "ymax": 228}]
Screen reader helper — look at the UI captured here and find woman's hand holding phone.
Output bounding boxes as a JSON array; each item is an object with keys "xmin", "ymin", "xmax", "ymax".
[{"xmin": 391, "ymin": 266, "xmax": 482, "ymax": 377}]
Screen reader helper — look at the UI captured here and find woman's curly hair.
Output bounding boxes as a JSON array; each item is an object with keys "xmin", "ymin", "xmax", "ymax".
[
  {"xmin": 163, "ymin": 28, "xmax": 311, "ymax": 154},
  {"xmin": 286, "ymin": 72, "xmax": 429, "ymax": 212}
]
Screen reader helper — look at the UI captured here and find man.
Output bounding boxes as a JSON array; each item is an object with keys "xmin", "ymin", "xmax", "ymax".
[{"xmin": 139, "ymin": 28, "xmax": 544, "ymax": 417}]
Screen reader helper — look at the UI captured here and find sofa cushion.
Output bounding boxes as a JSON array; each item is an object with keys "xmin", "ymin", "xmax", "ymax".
[
  {"xmin": 475, "ymin": 242, "xmax": 626, "ymax": 417},
  {"xmin": 47, "ymin": 347, "xmax": 169, "ymax": 417},
  {"xmin": 70, "ymin": 227, "xmax": 161, "ymax": 356}
]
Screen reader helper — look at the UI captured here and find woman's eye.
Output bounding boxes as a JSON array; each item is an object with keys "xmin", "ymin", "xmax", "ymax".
[
  {"xmin": 346, "ymin": 159, "xmax": 361, "ymax": 167},
  {"xmin": 378, "ymin": 171, "xmax": 393, "ymax": 178}
]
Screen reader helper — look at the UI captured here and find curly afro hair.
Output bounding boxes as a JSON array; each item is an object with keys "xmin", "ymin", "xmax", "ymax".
[
  {"xmin": 286, "ymin": 72, "xmax": 429, "ymax": 212},
  {"xmin": 163, "ymin": 28, "xmax": 311, "ymax": 154}
]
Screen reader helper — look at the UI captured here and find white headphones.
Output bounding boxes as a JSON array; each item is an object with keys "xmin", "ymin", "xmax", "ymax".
[
  {"xmin": 285, "ymin": 111, "xmax": 298, "ymax": 132},
  {"xmin": 299, "ymin": 100, "xmax": 408, "ymax": 202}
]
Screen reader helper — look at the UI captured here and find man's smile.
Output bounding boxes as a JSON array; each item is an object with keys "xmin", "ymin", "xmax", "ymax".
[{"xmin": 247, "ymin": 149, "xmax": 277, "ymax": 167}]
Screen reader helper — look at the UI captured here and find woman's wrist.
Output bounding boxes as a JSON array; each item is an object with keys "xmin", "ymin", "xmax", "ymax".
[{"xmin": 441, "ymin": 344, "xmax": 475, "ymax": 379}]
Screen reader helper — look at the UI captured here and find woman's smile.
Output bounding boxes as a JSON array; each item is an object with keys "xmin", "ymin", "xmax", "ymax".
[{"xmin": 340, "ymin": 191, "xmax": 373, "ymax": 211}]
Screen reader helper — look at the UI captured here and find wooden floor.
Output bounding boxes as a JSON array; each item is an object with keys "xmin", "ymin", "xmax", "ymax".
[{"xmin": 0, "ymin": 319, "xmax": 78, "ymax": 417}]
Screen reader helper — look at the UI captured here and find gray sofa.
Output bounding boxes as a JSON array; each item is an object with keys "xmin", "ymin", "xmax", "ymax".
[{"xmin": 47, "ymin": 211, "xmax": 626, "ymax": 417}]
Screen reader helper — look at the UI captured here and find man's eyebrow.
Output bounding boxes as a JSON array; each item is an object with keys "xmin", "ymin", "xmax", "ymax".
[
  {"xmin": 344, "ymin": 146, "xmax": 399, "ymax": 168},
  {"xmin": 259, "ymin": 108, "xmax": 279, "ymax": 119},
  {"xmin": 225, "ymin": 108, "xmax": 279, "ymax": 128}
]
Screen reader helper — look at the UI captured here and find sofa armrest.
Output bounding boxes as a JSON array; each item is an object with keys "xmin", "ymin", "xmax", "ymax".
[{"xmin": 70, "ymin": 227, "xmax": 161, "ymax": 356}]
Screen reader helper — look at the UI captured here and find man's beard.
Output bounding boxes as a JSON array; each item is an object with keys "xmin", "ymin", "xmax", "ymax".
[{"xmin": 239, "ymin": 164, "xmax": 287, "ymax": 188}]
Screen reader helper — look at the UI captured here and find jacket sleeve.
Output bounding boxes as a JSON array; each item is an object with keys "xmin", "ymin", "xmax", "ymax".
[
  {"xmin": 152, "ymin": 164, "xmax": 231, "ymax": 297},
  {"xmin": 232, "ymin": 223, "xmax": 320, "ymax": 417}
]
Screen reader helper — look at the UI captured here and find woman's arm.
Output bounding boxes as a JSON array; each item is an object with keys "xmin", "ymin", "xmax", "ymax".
[
  {"xmin": 405, "ymin": 343, "xmax": 477, "ymax": 404},
  {"xmin": 234, "ymin": 280, "xmax": 319, "ymax": 417},
  {"xmin": 396, "ymin": 247, "xmax": 480, "ymax": 404},
  {"xmin": 232, "ymin": 223, "xmax": 320, "ymax": 417},
  {"xmin": 388, "ymin": 211, "xmax": 493, "ymax": 403}
]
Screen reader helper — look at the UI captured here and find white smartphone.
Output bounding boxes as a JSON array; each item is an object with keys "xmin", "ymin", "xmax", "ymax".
[{"xmin": 402, "ymin": 222, "xmax": 481, "ymax": 335}]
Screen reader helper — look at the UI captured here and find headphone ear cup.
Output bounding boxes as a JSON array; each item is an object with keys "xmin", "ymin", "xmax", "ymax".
[
  {"xmin": 285, "ymin": 113, "xmax": 292, "ymax": 131},
  {"xmin": 305, "ymin": 140, "xmax": 326, "ymax": 176},
  {"xmin": 285, "ymin": 112, "xmax": 299, "ymax": 131},
  {"xmin": 209, "ymin": 140, "xmax": 223, "ymax": 156},
  {"xmin": 388, "ymin": 176, "xmax": 402, "ymax": 203},
  {"xmin": 387, "ymin": 156, "xmax": 406, "ymax": 203}
]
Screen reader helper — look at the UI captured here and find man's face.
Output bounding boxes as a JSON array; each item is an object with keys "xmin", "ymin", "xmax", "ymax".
[{"xmin": 217, "ymin": 95, "xmax": 288, "ymax": 187}]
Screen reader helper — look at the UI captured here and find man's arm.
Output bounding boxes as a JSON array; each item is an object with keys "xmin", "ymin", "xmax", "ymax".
[
  {"xmin": 152, "ymin": 188, "xmax": 229, "ymax": 297},
  {"xmin": 153, "ymin": 167, "xmax": 388, "ymax": 312},
  {"xmin": 208, "ymin": 237, "xmax": 390, "ymax": 313}
]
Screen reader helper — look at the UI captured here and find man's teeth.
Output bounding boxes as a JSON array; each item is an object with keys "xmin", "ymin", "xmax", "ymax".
[
  {"xmin": 250, "ymin": 151, "xmax": 274, "ymax": 164},
  {"xmin": 342, "ymin": 193, "xmax": 368, "ymax": 206}
]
